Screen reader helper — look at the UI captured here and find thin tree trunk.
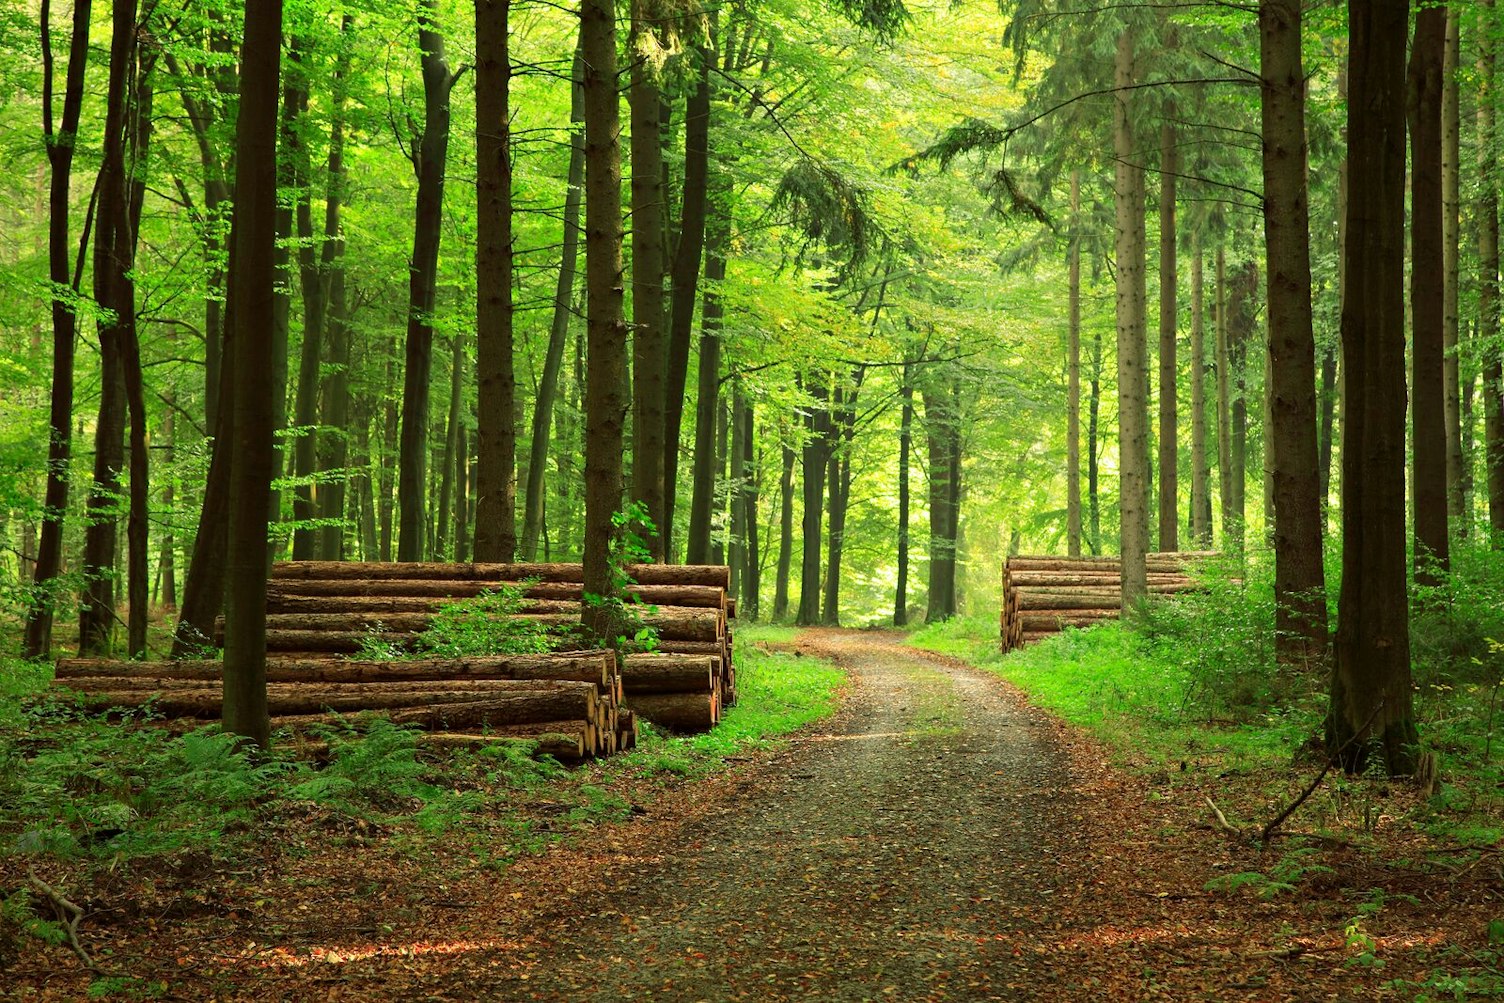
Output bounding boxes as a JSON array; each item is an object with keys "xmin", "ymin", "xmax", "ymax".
[
  {"xmin": 289, "ymin": 39, "xmax": 324, "ymax": 562},
  {"xmin": 1114, "ymin": 28, "xmax": 1149, "ymax": 609},
  {"xmin": 121, "ymin": 51, "xmax": 154, "ymax": 659},
  {"xmin": 399, "ymin": 0, "xmax": 459, "ymax": 562},
  {"xmin": 797, "ymin": 378, "xmax": 830, "ymax": 626},
  {"xmin": 685, "ymin": 184, "xmax": 729, "ymax": 565},
  {"xmin": 631, "ymin": 2, "xmax": 668, "ymax": 557},
  {"xmin": 521, "ymin": 44, "xmax": 584, "ymax": 561},
  {"xmin": 1331, "ymin": 0, "xmax": 1418, "ymax": 774},
  {"xmin": 1088, "ymin": 328, "xmax": 1101, "ymax": 553},
  {"xmin": 1190, "ymin": 233, "xmax": 1211, "ymax": 545},
  {"xmin": 1216, "ymin": 246, "xmax": 1234, "ymax": 545},
  {"xmin": 1443, "ymin": 8, "xmax": 1464, "ymax": 533},
  {"xmin": 895, "ymin": 361, "xmax": 914, "ymax": 623},
  {"xmin": 774, "ymin": 442, "xmax": 795, "ymax": 620},
  {"xmin": 436, "ymin": 337, "xmax": 464, "ymax": 559},
  {"xmin": 269, "ymin": 44, "xmax": 304, "ymax": 561},
  {"xmin": 379, "ymin": 341, "xmax": 398, "ymax": 561},
  {"xmin": 474, "ymin": 0, "xmax": 516, "ymax": 563},
  {"xmin": 1410, "ymin": 4, "xmax": 1448, "ymax": 580},
  {"xmin": 580, "ymin": 0, "xmax": 628, "ymax": 636},
  {"xmin": 160, "ymin": 398, "xmax": 176, "ymax": 608},
  {"xmin": 24, "ymin": 0, "xmax": 93, "ymax": 659},
  {"xmin": 729, "ymin": 384, "xmax": 747, "ymax": 601},
  {"xmin": 320, "ymin": 252, "xmax": 349, "ymax": 561},
  {"xmin": 1480, "ymin": 0, "xmax": 1504, "ymax": 539},
  {"xmin": 663, "ymin": 33, "xmax": 713, "ymax": 559},
  {"xmin": 1158, "ymin": 118, "xmax": 1178, "ymax": 553},
  {"xmin": 1067, "ymin": 170, "xmax": 1083, "ymax": 557},
  {"xmin": 923, "ymin": 377, "xmax": 961, "ymax": 622},
  {"xmin": 741, "ymin": 400, "xmax": 760, "ymax": 619},
  {"xmin": 222, "ymin": 0, "xmax": 284, "ymax": 748}
]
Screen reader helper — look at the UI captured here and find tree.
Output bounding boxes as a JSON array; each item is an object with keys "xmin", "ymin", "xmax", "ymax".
[
  {"xmin": 1260, "ymin": 0, "xmax": 1328, "ymax": 664},
  {"xmin": 1066, "ymin": 170, "xmax": 1083, "ymax": 558},
  {"xmin": 1114, "ymin": 27, "xmax": 1149, "ymax": 609},
  {"xmin": 1157, "ymin": 119, "xmax": 1177, "ymax": 554},
  {"xmin": 222, "ymin": 0, "xmax": 285, "ymax": 748},
  {"xmin": 24, "ymin": 0, "xmax": 94, "ymax": 659},
  {"xmin": 398, "ymin": 0, "xmax": 463, "ymax": 562},
  {"xmin": 580, "ymin": 0, "xmax": 628, "ymax": 632},
  {"xmin": 1330, "ymin": 0, "xmax": 1417, "ymax": 776}
]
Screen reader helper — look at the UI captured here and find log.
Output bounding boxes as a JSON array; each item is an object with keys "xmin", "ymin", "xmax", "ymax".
[
  {"xmin": 619, "ymin": 654, "xmax": 716, "ymax": 693},
  {"xmin": 1019, "ymin": 610, "xmax": 1121, "ymax": 631},
  {"xmin": 624, "ymin": 691, "xmax": 719, "ymax": 731},
  {"xmin": 55, "ymin": 654, "xmax": 613, "ymax": 686},
  {"xmin": 1013, "ymin": 590, "xmax": 1191, "ymax": 611},
  {"xmin": 380, "ymin": 696, "xmax": 596, "ymax": 731},
  {"xmin": 72, "ymin": 685, "xmax": 593, "ymax": 720},
  {"xmin": 267, "ymin": 580, "xmax": 727, "ymax": 607},
  {"xmin": 270, "ymin": 561, "xmax": 731, "ymax": 590},
  {"xmin": 264, "ymin": 595, "xmax": 583, "ymax": 616},
  {"xmin": 1005, "ymin": 572, "xmax": 1194, "ymax": 588}
]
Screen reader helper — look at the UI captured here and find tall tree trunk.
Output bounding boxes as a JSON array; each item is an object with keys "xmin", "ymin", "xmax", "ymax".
[
  {"xmin": 24, "ymin": 0, "xmax": 93, "ymax": 659},
  {"xmin": 1158, "ymin": 120, "xmax": 1179, "ymax": 553},
  {"xmin": 1066, "ymin": 170, "xmax": 1083, "ymax": 557},
  {"xmin": 521, "ymin": 43, "xmax": 584, "ymax": 560},
  {"xmin": 121, "ymin": 49, "xmax": 154, "ymax": 659},
  {"xmin": 1261, "ymin": 0, "xmax": 1330, "ymax": 664},
  {"xmin": 269, "ymin": 43, "xmax": 305, "ymax": 561},
  {"xmin": 685, "ymin": 184, "xmax": 729, "ymax": 565},
  {"xmin": 581, "ymin": 0, "xmax": 628, "ymax": 634},
  {"xmin": 797, "ymin": 378, "xmax": 831, "ymax": 626},
  {"xmin": 1088, "ymin": 328, "xmax": 1102, "ymax": 553},
  {"xmin": 79, "ymin": 0, "xmax": 138, "ymax": 656},
  {"xmin": 320, "ymin": 253, "xmax": 350, "ymax": 560},
  {"xmin": 630, "ymin": 2, "xmax": 669, "ymax": 557},
  {"xmin": 923, "ymin": 376, "xmax": 961, "ymax": 622},
  {"xmin": 1443, "ymin": 8, "xmax": 1465, "ymax": 533},
  {"xmin": 896, "ymin": 361, "xmax": 914, "ymax": 623},
  {"xmin": 223, "ymin": 0, "xmax": 284, "ymax": 748},
  {"xmin": 1331, "ymin": 0, "xmax": 1417, "ymax": 775},
  {"xmin": 1230, "ymin": 263, "xmax": 1252, "ymax": 548},
  {"xmin": 379, "ymin": 341, "xmax": 398, "ymax": 561},
  {"xmin": 662, "ymin": 33, "xmax": 713, "ymax": 559},
  {"xmin": 1190, "ymin": 233, "xmax": 1212, "ymax": 545},
  {"xmin": 1410, "ymin": 4, "xmax": 1448, "ymax": 580},
  {"xmin": 1114, "ymin": 28, "xmax": 1149, "ymax": 609},
  {"xmin": 474, "ymin": 0, "xmax": 516, "ymax": 563},
  {"xmin": 160, "ymin": 398, "xmax": 177, "ymax": 608},
  {"xmin": 436, "ymin": 337, "xmax": 464, "ymax": 559},
  {"xmin": 729, "ymin": 384, "xmax": 747, "ymax": 601},
  {"xmin": 774, "ymin": 442, "xmax": 795, "ymax": 620},
  {"xmin": 1215, "ymin": 246, "xmax": 1234, "ymax": 546},
  {"xmin": 740, "ymin": 399, "xmax": 760, "ymax": 619},
  {"xmin": 399, "ymin": 0, "xmax": 458, "ymax": 562},
  {"xmin": 1480, "ymin": 0, "xmax": 1504, "ymax": 539},
  {"xmin": 289, "ymin": 39, "xmax": 324, "ymax": 562}
]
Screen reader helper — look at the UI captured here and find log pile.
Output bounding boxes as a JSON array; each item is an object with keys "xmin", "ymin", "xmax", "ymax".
[
  {"xmin": 254, "ymin": 561, "xmax": 736, "ymax": 732},
  {"xmin": 999, "ymin": 552, "xmax": 1212, "ymax": 652},
  {"xmin": 52, "ymin": 652, "xmax": 632, "ymax": 759}
]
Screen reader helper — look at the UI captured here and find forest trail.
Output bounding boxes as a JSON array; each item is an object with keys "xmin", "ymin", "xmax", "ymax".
[{"xmin": 446, "ymin": 628, "xmax": 1092, "ymax": 1001}]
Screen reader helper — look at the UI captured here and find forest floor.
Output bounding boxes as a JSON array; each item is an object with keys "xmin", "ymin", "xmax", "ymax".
[{"xmin": 5, "ymin": 629, "xmax": 1499, "ymax": 1001}]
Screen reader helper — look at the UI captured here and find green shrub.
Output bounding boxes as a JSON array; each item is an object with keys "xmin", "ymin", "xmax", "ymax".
[{"xmin": 356, "ymin": 581, "xmax": 561, "ymax": 660}]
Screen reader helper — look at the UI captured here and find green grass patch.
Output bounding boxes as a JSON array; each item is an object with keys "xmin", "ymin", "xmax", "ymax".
[{"xmin": 734, "ymin": 622, "xmax": 800, "ymax": 646}]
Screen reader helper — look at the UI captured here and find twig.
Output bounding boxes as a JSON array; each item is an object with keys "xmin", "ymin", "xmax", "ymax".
[
  {"xmin": 1206, "ymin": 796, "xmax": 1242, "ymax": 838},
  {"xmin": 26, "ymin": 868, "xmax": 99, "ymax": 972},
  {"xmin": 1260, "ymin": 698, "xmax": 1387, "ymax": 845}
]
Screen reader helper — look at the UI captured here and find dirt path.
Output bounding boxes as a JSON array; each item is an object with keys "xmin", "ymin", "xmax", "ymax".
[{"xmin": 448, "ymin": 628, "xmax": 1092, "ymax": 1001}]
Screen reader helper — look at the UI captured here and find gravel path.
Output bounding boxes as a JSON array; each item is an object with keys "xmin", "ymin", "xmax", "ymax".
[{"xmin": 478, "ymin": 629, "xmax": 1089, "ymax": 1001}]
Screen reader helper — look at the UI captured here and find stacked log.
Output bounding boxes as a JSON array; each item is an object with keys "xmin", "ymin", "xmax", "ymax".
[
  {"xmin": 52, "ymin": 652, "xmax": 627, "ymax": 759},
  {"xmin": 257, "ymin": 561, "xmax": 735, "ymax": 732},
  {"xmin": 999, "ymin": 552, "xmax": 1212, "ymax": 652}
]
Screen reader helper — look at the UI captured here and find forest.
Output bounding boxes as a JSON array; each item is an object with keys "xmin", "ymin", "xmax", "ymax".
[{"xmin": 2, "ymin": 0, "xmax": 1504, "ymax": 993}]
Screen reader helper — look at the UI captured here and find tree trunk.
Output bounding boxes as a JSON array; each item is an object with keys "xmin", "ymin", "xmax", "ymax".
[
  {"xmin": 729, "ymin": 384, "xmax": 747, "ymax": 602},
  {"xmin": 436, "ymin": 337, "xmax": 464, "ymax": 560},
  {"xmin": 1215, "ymin": 246, "xmax": 1234, "ymax": 546},
  {"xmin": 121, "ymin": 49, "xmax": 154, "ymax": 659},
  {"xmin": 1158, "ymin": 119, "xmax": 1178, "ymax": 553},
  {"xmin": 1480, "ymin": 0, "xmax": 1504, "ymax": 539},
  {"xmin": 1088, "ymin": 328, "xmax": 1102, "ymax": 553},
  {"xmin": 663, "ymin": 33, "xmax": 713, "ymax": 559},
  {"xmin": 1067, "ymin": 170, "xmax": 1083, "ymax": 558},
  {"xmin": 379, "ymin": 341, "xmax": 399, "ymax": 561},
  {"xmin": 317, "ymin": 16, "xmax": 353, "ymax": 564},
  {"xmin": 1114, "ymin": 28, "xmax": 1149, "ymax": 610},
  {"xmin": 740, "ymin": 399, "xmax": 760, "ymax": 620},
  {"xmin": 399, "ymin": 0, "xmax": 458, "ymax": 562},
  {"xmin": 797, "ymin": 378, "xmax": 831, "ymax": 626},
  {"xmin": 522, "ymin": 44, "xmax": 585, "ymax": 561},
  {"xmin": 289, "ymin": 39, "xmax": 324, "ymax": 563},
  {"xmin": 25, "ymin": 0, "xmax": 93, "ymax": 659},
  {"xmin": 79, "ymin": 0, "xmax": 138, "ymax": 657},
  {"xmin": 1331, "ymin": 0, "xmax": 1417, "ymax": 775},
  {"xmin": 474, "ymin": 0, "xmax": 516, "ymax": 564},
  {"xmin": 222, "ymin": 0, "xmax": 284, "ymax": 748},
  {"xmin": 160, "ymin": 400, "xmax": 177, "ymax": 608},
  {"xmin": 1443, "ymin": 8, "xmax": 1464, "ymax": 533},
  {"xmin": 895, "ymin": 362, "xmax": 914, "ymax": 623},
  {"xmin": 923, "ymin": 375, "xmax": 960, "ymax": 621},
  {"xmin": 774, "ymin": 442, "xmax": 795, "ymax": 620},
  {"xmin": 580, "ymin": 0, "xmax": 628, "ymax": 637},
  {"xmin": 1190, "ymin": 232, "xmax": 1211, "ymax": 545},
  {"xmin": 630, "ymin": 3, "xmax": 669, "ymax": 558},
  {"xmin": 1410, "ymin": 4, "xmax": 1448, "ymax": 580},
  {"xmin": 269, "ymin": 44, "xmax": 304, "ymax": 561},
  {"xmin": 1261, "ymin": 0, "xmax": 1330, "ymax": 664},
  {"xmin": 686, "ymin": 184, "xmax": 729, "ymax": 565}
]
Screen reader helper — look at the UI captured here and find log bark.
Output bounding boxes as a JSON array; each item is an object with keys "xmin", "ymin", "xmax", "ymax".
[
  {"xmin": 268, "ymin": 561, "xmax": 729, "ymax": 589},
  {"xmin": 620, "ymin": 654, "xmax": 716, "ymax": 692},
  {"xmin": 56, "ymin": 654, "xmax": 613, "ymax": 687},
  {"xmin": 624, "ymin": 691, "xmax": 718, "ymax": 731}
]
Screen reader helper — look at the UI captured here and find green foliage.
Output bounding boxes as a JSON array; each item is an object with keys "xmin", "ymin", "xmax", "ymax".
[
  {"xmin": 580, "ymin": 502, "xmax": 661, "ymax": 652},
  {"xmin": 1203, "ymin": 848, "xmax": 1334, "ymax": 900}
]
